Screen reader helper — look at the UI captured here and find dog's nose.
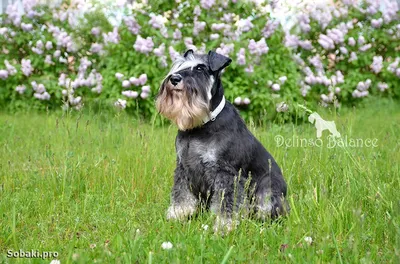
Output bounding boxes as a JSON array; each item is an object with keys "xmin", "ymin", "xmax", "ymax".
[{"xmin": 170, "ymin": 74, "xmax": 182, "ymax": 86}]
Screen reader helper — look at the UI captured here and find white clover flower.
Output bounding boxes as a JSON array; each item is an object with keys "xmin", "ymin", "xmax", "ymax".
[
  {"xmin": 304, "ymin": 236, "xmax": 313, "ymax": 245},
  {"xmin": 161, "ymin": 241, "xmax": 173, "ymax": 250},
  {"xmin": 201, "ymin": 224, "xmax": 209, "ymax": 231}
]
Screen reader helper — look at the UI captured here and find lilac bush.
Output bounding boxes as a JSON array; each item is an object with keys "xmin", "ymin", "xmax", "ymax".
[
  {"xmin": 286, "ymin": 0, "xmax": 400, "ymax": 107},
  {"xmin": 0, "ymin": 0, "xmax": 398, "ymax": 120}
]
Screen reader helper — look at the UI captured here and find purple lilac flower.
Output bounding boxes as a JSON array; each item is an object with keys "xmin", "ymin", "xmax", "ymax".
[
  {"xmin": 236, "ymin": 48, "xmax": 246, "ymax": 65},
  {"xmin": 336, "ymin": 71, "xmax": 345, "ymax": 83},
  {"xmin": 377, "ymin": 82, "xmax": 388, "ymax": 92},
  {"xmin": 271, "ymin": 83, "xmax": 280, "ymax": 91},
  {"xmin": 115, "ymin": 73, "xmax": 124, "ymax": 80},
  {"xmin": 318, "ymin": 34, "xmax": 335, "ymax": 50},
  {"xmin": 183, "ymin": 37, "xmax": 195, "ymax": 51},
  {"xmin": 299, "ymin": 40, "xmax": 313, "ymax": 50},
  {"xmin": 359, "ymin": 44, "xmax": 372, "ymax": 51},
  {"xmin": 210, "ymin": 34, "xmax": 220, "ymax": 40},
  {"xmin": 91, "ymin": 27, "xmax": 101, "ymax": 36},
  {"xmin": 387, "ymin": 58, "xmax": 399, "ymax": 72},
  {"xmin": 216, "ymin": 43, "xmax": 234, "ymax": 57},
  {"xmin": 92, "ymin": 72, "xmax": 103, "ymax": 93},
  {"xmin": 366, "ymin": 0, "xmax": 379, "ymax": 15},
  {"xmin": 358, "ymin": 35, "xmax": 365, "ymax": 45},
  {"xmin": 34, "ymin": 92, "xmax": 50, "ymax": 100},
  {"xmin": 149, "ymin": 14, "xmax": 167, "ymax": 29},
  {"xmin": 139, "ymin": 74, "xmax": 147, "ymax": 85},
  {"xmin": 122, "ymin": 80, "xmax": 130, "ymax": 88},
  {"xmin": 298, "ymin": 13, "xmax": 311, "ymax": 33},
  {"xmin": 339, "ymin": 47, "xmax": 348, "ymax": 54},
  {"xmin": 285, "ymin": 34, "xmax": 299, "ymax": 49},
  {"xmin": 200, "ymin": 0, "xmax": 215, "ymax": 9},
  {"xmin": 122, "ymin": 90, "xmax": 139, "ymax": 98},
  {"xmin": 382, "ymin": 0, "xmax": 399, "ymax": 23},
  {"xmin": 211, "ymin": 23, "xmax": 226, "ymax": 31},
  {"xmin": 262, "ymin": 20, "xmax": 280, "ymax": 38},
  {"xmin": 53, "ymin": 50, "xmax": 61, "ymax": 58},
  {"xmin": 153, "ymin": 44, "xmax": 165, "ymax": 57},
  {"xmin": 248, "ymin": 38, "xmax": 269, "ymax": 56},
  {"xmin": 44, "ymin": 55, "xmax": 54, "ymax": 65},
  {"xmin": 169, "ymin": 46, "xmax": 180, "ymax": 61},
  {"xmin": 141, "ymin": 85, "xmax": 150, "ymax": 93},
  {"xmin": 371, "ymin": 56, "xmax": 383, "ymax": 73},
  {"xmin": 103, "ymin": 27, "xmax": 120, "ymax": 45},
  {"xmin": 222, "ymin": 13, "xmax": 234, "ymax": 23},
  {"xmin": 348, "ymin": 37, "xmax": 356, "ymax": 46},
  {"xmin": 6, "ymin": 3, "xmax": 22, "ymax": 26},
  {"xmin": 371, "ymin": 18, "xmax": 383, "ymax": 28},
  {"xmin": 193, "ymin": 21, "xmax": 206, "ymax": 36},
  {"xmin": 309, "ymin": 55, "xmax": 324, "ymax": 72},
  {"xmin": 134, "ymin": 35, "xmax": 154, "ymax": 54},
  {"xmin": 327, "ymin": 28, "xmax": 345, "ymax": 44},
  {"xmin": 129, "ymin": 77, "xmax": 140, "ymax": 86},
  {"xmin": 234, "ymin": 97, "xmax": 242, "ymax": 105},
  {"xmin": 114, "ymin": 99, "xmax": 127, "ymax": 109},
  {"xmin": 243, "ymin": 98, "xmax": 251, "ymax": 105},
  {"xmin": 43, "ymin": 41, "xmax": 52, "ymax": 50},
  {"xmin": 90, "ymin": 43, "xmax": 103, "ymax": 54},
  {"xmin": 236, "ymin": 18, "xmax": 253, "ymax": 33},
  {"xmin": 15, "ymin": 85, "xmax": 26, "ymax": 94},
  {"xmin": 140, "ymin": 92, "xmax": 149, "ymax": 99},
  {"xmin": 349, "ymin": 52, "xmax": 358, "ymax": 62},
  {"xmin": 21, "ymin": 23, "xmax": 33, "ymax": 32},
  {"xmin": 0, "ymin": 70, "xmax": 8, "ymax": 80},
  {"xmin": 194, "ymin": 5, "xmax": 201, "ymax": 16},
  {"xmin": 5, "ymin": 60, "xmax": 17, "ymax": 75},
  {"xmin": 245, "ymin": 65, "xmax": 254, "ymax": 73},
  {"xmin": 173, "ymin": 29, "xmax": 182, "ymax": 40},
  {"xmin": 279, "ymin": 76, "xmax": 287, "ymax": 84},
  {"xmin": 21, "ymin": 59, "xmax": 33, "ymax": 76},
  {"xmin": 124, "ymin": 16, "xmax": 141, "ymax": 35}
]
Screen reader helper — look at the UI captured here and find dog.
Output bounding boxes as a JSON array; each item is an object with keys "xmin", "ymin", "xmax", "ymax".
[
  {"xmin": 308, "ymin": 112, "xmax": 341, "ymax": 138},
  {"xmin": 156, "ymin": 50, "xmax": 289, "ymax": 233}
]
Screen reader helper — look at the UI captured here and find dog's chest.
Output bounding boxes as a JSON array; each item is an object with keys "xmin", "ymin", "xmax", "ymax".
[{"xmin": 176, "ymin": 137, "xmax": 218, "ymax": 165}]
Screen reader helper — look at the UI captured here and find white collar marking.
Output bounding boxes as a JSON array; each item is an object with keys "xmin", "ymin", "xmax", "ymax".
[{"xmin": 203, "ymin": 96, "xmax": 225, "ymax": 124}]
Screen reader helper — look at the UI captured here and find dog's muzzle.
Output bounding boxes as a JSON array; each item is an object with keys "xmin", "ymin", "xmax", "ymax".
[{"xmin": 170, "ymin": 74, "xmax": 182, "ymax": 86}]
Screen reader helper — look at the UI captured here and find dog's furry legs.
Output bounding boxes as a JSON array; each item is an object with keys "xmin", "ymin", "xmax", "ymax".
[{"xmin": 166, "ymin": 165, "xmax": 198, "ymax": 220}]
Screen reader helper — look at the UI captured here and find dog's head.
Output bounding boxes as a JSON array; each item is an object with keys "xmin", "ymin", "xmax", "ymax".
[{"xmin": 156, "ymin": 50, "xmax": 231, "ymax": 131}]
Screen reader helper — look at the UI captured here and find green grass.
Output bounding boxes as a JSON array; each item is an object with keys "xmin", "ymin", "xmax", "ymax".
[{"xmin": 0, "ymin": 100, "xmax": 399, "ymax": 263}]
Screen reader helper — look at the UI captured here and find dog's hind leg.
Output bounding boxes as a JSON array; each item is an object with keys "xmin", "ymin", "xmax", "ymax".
[{"xmin": 255, "ymin": 191, "xmax": 289, "ymax": 220}]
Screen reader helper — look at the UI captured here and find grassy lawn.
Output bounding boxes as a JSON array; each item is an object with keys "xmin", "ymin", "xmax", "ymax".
[{"xmin": 0, "ymin": 100, "xmax": 399, "ymax": 263}]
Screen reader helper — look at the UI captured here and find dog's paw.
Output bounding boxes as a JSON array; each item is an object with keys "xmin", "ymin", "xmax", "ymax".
[
  {"xmin": 213, "ymin": 216, "xmax": 238, "ymax": 235},
  {"xmin": 166, "ymin": 204, "xmax": 196, "ymax": 220}
]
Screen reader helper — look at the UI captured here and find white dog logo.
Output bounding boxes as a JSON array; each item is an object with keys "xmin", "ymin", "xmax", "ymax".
[{"xmin": 308, "ymin": 112, "xmax": 341, "ymax": 138}]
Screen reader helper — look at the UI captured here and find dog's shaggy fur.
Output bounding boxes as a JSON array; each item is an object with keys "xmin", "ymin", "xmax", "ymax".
[{"xmin": 156, "ymin": 50, "xmax": 289, "ymax": 232}]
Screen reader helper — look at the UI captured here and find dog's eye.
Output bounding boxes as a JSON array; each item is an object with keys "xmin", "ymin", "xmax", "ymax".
[{"xmin": 195, "ymin": 65, "xmax": 204, "ymax": 71}]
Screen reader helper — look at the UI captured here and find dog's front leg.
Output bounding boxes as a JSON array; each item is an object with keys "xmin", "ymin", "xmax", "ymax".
[
  {"xmin": 166, "ymin": 165, "xmax": 198, "ymax": 221},
  {"xmin": 209, "ymin": 171, "xmax": 243, "ymax": 233}
]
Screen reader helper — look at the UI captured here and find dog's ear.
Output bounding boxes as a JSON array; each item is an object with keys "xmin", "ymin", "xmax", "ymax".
[
  {"xmin": 208, "ymin": 51, "xmax": 232, "ymax": 73},
  {"xmin": 184, "ymin": 49, "xmax": 194, "ymax": 58}
]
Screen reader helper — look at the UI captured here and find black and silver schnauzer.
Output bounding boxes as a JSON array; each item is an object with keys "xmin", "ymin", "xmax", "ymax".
[{"xmin": 156, "ymin": 50, "xmax": 289, "ymax": 232}]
